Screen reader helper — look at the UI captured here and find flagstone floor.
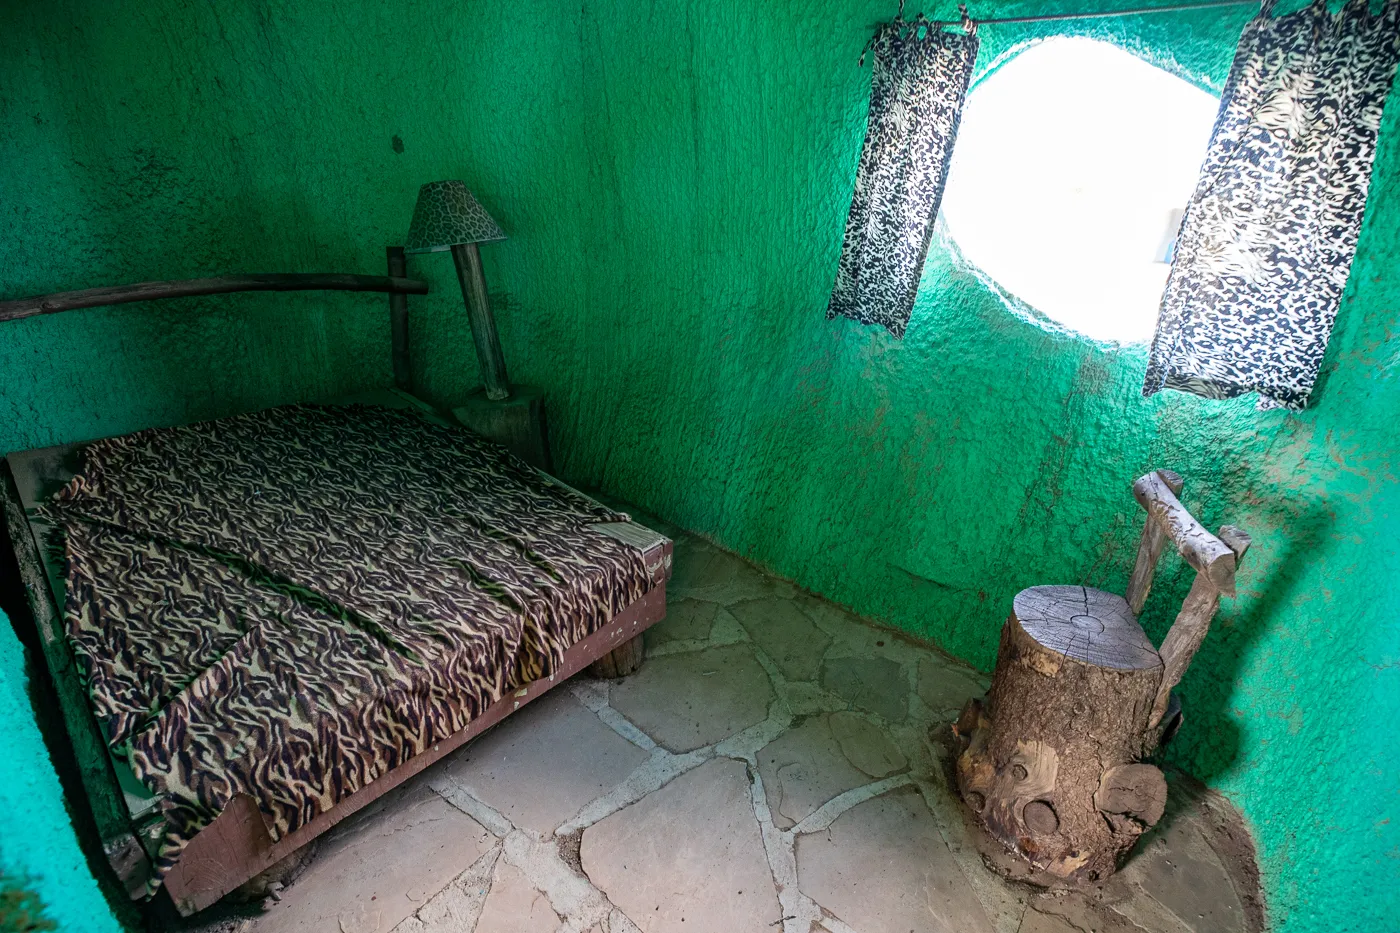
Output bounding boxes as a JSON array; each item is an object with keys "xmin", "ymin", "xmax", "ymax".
[{"xmin": 187, "ymin": 505, "xmax": 1262, "ymax": 933}]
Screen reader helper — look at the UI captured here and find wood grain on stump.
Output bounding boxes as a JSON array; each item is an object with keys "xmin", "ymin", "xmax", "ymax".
[{"xmin": 1014, "ymin": 586, "xmax": 1161, "ymax": 672}]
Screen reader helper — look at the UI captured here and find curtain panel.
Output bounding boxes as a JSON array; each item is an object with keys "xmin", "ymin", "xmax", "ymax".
[
  {"xmin": 1145, "ymin": 0, "xmax": 1400, "ymax": 409},
  {"xmin": 827, "ymin": 16, "xmax": 979, "ymax": 339}
]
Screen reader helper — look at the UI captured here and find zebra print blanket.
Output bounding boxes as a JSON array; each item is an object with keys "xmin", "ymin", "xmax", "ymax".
[{"xmin": 46, "ymin": 404, "xmax": 654, "ymax": 889}]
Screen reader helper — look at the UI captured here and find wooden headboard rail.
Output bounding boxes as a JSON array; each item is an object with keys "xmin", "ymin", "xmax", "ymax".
[{"xmin": 0, "ymin": 247, "xmax": 427, "ymax": 391}]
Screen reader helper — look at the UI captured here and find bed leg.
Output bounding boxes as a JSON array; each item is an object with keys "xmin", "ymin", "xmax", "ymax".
[{"xmin": 589, "ymin": 634, "xmax": 645, "ymax": 679}]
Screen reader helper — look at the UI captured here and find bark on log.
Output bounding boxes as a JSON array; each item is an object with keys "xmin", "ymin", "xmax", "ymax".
[
  {"xmin": 1149, "ymin": 524, "xmax": 1251, "ymax": 727},
  {"xmin": 956, "ymin": 586, "xmax": 1166, "ymax": 883},
  {"xmin": 1132, "ymin": 472, "xmax": 1237, "ymax": 595}
]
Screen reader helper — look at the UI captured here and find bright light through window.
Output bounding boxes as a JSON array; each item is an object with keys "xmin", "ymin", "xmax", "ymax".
[{"xmin": 941, "ymin": 37, "xmax": 1219, "ymax": 344}]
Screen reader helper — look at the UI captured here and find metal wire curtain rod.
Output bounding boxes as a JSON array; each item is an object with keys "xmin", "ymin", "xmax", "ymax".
[{"xmin": 924, "ymin": 0, "xmax": 1259, "ymax": 27}]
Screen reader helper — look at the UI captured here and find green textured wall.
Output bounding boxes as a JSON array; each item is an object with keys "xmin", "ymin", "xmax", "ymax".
[
  {"xmin": 1, "ymin": 1, "xmax": 1397, "ymax": 929},
  {"xmin": 0, "ymin": 609, "xmax": 120, "ymax": 932}
]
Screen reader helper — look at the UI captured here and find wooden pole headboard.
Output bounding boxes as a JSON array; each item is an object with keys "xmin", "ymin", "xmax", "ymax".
[{"xmin": 0, "ymin": 253, "xmax": 429, "ymax": 392}]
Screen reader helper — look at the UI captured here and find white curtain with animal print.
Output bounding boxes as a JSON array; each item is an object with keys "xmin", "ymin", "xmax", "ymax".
[
  {"xmin": 1144, "ymin": 0, "xmax": 1400, "ymax": 409},
  {"xmin": 827, "ymin": 11, "xmax": 979, "ymax": 339}
]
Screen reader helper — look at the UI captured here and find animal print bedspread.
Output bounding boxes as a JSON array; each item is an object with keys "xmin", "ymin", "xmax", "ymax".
[{"xmin": 46, "ymin": 404, "xmax": 655, "ymax": 889}]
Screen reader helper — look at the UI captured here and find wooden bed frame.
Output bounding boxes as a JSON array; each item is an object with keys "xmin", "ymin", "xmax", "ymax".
[{"xmin": 0, "ymin": 251, "xmax": 672, "ymax": 916}]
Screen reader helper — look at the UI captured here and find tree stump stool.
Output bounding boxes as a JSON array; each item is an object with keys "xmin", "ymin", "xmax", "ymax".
[{"xmin": 956, "ymin": 470, "xmax": 1249, "ymax": 884}]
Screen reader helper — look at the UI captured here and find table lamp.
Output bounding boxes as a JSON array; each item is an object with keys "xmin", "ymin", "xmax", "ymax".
[
  {"xmin": 405, "ymin": 180, "xmax": 511, "ymax": 400},
  {"xmin": 404, "ymin": 180, "xmax": 550, "ymax": 469}
]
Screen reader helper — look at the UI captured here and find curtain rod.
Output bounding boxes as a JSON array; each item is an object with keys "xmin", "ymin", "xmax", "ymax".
[{"xmin": 923, "ymin": 0, "xmax": 1258, "ymax": 27}]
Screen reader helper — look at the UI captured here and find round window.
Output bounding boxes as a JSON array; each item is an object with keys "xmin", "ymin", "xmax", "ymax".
[{"xmin": 941, "ymin": 37, "xmax": 1219, "ymax": 344}]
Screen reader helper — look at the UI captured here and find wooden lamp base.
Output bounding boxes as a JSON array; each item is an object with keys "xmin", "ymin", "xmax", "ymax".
[{"xmin": 452, "ymin": 385, "xmax": 551, "ymax": 472}]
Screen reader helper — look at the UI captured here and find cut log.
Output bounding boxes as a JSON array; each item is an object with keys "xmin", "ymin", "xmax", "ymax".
[
  {"xmin": 1094, "ymin": 764, "xmax": 1167, "ymax": 827},
  {"xmin": 959, "ymin": 470, "xmax": 1247, "ymax": 885},
  {"xmin": 956, "ymin": 585, "xmax": 1165, "ymax": 883},
  {"xmin": 588, "ymin": 633, "xmax": 645, "ymax": 679}
]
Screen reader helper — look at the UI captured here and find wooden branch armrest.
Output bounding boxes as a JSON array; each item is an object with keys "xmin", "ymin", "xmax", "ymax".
[
  {"xmin": 1132, "ymin": 471, "xmax": 1238, "ymax": 596},
  {"xmin": 1149, "ymin": 523, "xmax": 1251, "ymax": 727}
]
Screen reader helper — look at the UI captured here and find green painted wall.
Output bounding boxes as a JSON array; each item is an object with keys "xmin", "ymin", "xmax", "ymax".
[
  {"xmin": 1, "ymin": 1, "xmax": 1396, "ymax": 929},
  {"xmin": 0, "ymin": 608, "xmax": 120, "ymax": 932}
]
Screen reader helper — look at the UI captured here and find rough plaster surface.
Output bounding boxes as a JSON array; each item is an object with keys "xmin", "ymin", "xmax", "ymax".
[
  {"xmin": 1, "ymin": 1, "xmax": 1397, "ymax": 929},
  {"xmin": 0, "ymin": 610, "xmax": 121, "ymax": 932}
]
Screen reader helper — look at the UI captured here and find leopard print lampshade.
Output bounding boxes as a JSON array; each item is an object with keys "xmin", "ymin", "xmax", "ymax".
[{"xmin": 404, "ymin": 180, "xmax": 506, "ymax": 253}]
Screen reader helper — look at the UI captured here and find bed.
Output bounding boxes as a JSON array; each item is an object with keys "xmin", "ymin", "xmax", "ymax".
[{"xmin": 0, "ymin": 256, "xmax": 671, "ymax": 916}]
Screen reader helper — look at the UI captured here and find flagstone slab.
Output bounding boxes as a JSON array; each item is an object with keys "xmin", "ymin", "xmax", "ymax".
[
  {"xmin": 442, "ymin": 689, "xmax": 649, "ymax": 834},
  {"xmin": 797, "ymin": 597, "xmax": 896, "ymax": 654},
  {"xmin": 475, "ymin": 861, "xmax": 561, "ymax": 933},
  {"xmin": 757, "ymin": 715, "xmax": 871, "ymax": 830},
  {"xmin": 609, "ymin": 644, "xmax": 774, "ymax": 752},
  {"xmin": 820, "ymin": 655, "xmax": 908, "ymax": 721},
  {"xmin": 828, "ymin": 710, "xmax": 907, "ymax": 778},
  {"xmin": 1019, "ymin": 906, "xmax": 1090, "ymax": 933},
  {"xmin": 581, "ymin": 758, "xmax": 781, "ymax": 933},
  {"xmin": 1112, "ymin": 803, "xmax": 1249, "ymax": 933},
  {"xmin": 393, "ymin": 848, "xmax": 498, "ymax": 933},
  {"xmin": 668, "ymin": 541, "xmax": 794, "ymax": 605},
  {"xmin": 730, "ymin": 597, "xmax": 832, "ymax": 681},
  {"xmin": 250, "ymin": 783, "xmax": 491, "ymax": 933},
  {"xmin": 917, "ymin": 656, "xmax": 988, "ymax": 714},
  {"xmin": 796, "ymin": 787, "xmax": 996, "ymax": 933},
  {"xmin": 644, "ymin": 597, "xmax": 720, "ymax": 649}
]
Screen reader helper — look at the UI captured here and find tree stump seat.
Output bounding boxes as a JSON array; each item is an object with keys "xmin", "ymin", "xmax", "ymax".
[{"xmin": 955, "ymin": 470, "xmax": 1249, "ymax": 884}]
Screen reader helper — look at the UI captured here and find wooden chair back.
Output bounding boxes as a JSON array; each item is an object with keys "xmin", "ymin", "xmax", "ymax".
[{"xmin": 1124, "ymin": 469, "xmax": 1250, "ymax": 728}]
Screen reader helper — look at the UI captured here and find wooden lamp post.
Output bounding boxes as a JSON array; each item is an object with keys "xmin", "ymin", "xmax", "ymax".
[{"xmin": 405, "ymin": 181, "xmax": 549, "ymax": 468}]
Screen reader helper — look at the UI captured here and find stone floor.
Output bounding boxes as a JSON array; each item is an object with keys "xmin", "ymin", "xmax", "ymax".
[{"xmin": 186, "ymin": 507, "xmax": 1263, "ymax": 933}]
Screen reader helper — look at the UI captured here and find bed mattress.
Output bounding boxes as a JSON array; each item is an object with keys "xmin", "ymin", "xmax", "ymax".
[{"xmin": 42, "ymin": 403, "xmax": 655, "ymax": 889}]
